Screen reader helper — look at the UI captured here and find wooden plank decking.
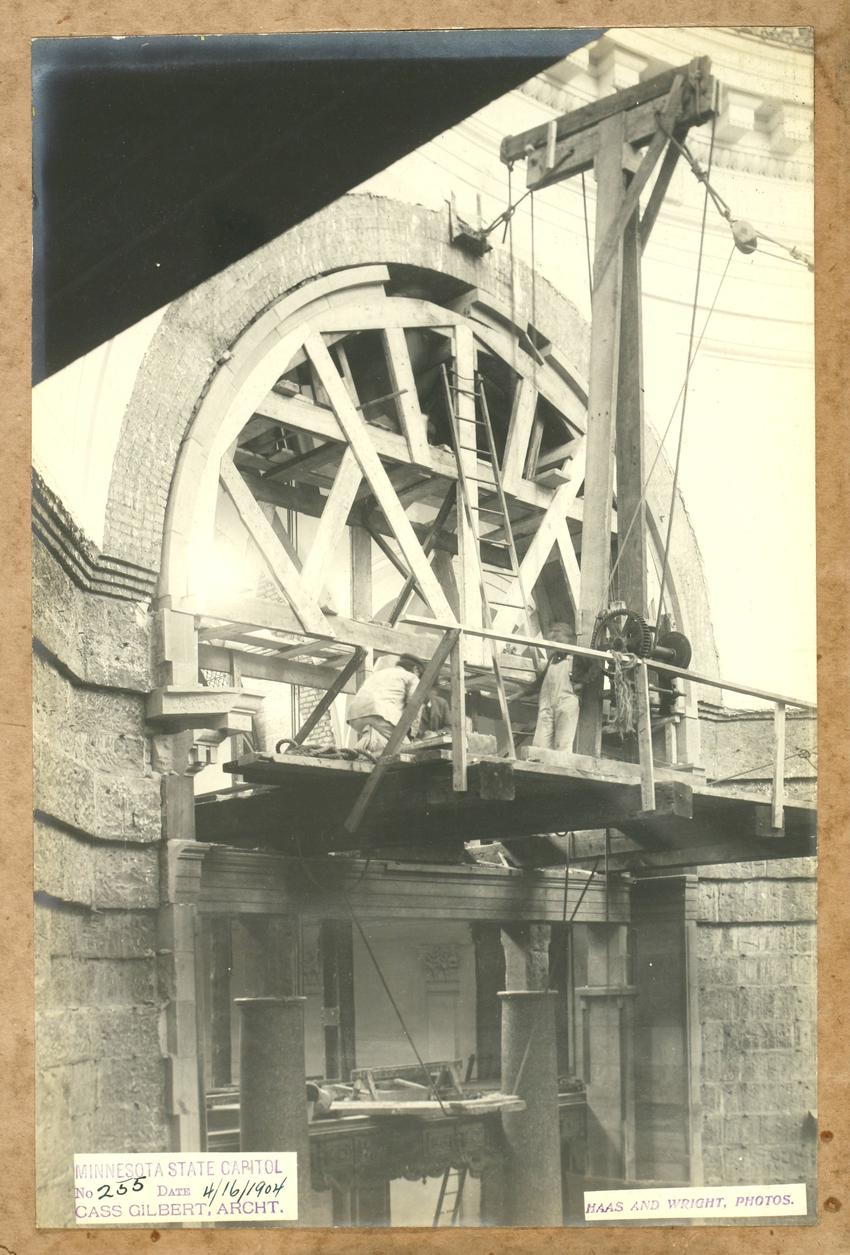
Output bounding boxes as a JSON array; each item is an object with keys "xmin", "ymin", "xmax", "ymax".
[{"xmin": 197, "ymin": 749, "xmax": 817, "ymax": 870}]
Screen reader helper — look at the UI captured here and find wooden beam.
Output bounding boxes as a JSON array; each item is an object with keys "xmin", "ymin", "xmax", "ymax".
[
  {"xmin": 576, "ymin": 111, "xmax": 627, "ymax": 756},
  {"xmin": 304, "ymin": 331, "xmax": 457, "ymax": 623},
  {"xmin": 187, "ymin": 593, "xmax": 432, "ymax": 658},
  {"xmin": 500, "ymin": 59, "xmax": 712, "ymax": 164},
  {"xmin": 639, "ymin": 131, "xmax": 684, "ymax": 252},
  {"xmin": 239, "ymin": 467, "xmax": 327, "ymax": 518},
  {"xmin": 219, "ymin": 461, "xmax": 328, "ymax": 636},
  {"xmin": 552, "ymin": 516, "xmax": 582, "ymax": 617},
  {"xmin": 289, "ymin": 649, "xmax": 366, "ymax": 748},
  {"xmin": 635, "ymin": 662, "xmax": 656, "ymax": 811},
  {"xmin": 198, "ymin": 644, "xmax": 358, "ymax": 693},
  {"xmin": 451, "ymin": 633, "xmax": 468, "ymax": 793},
  {"xmin": 262, "ymin": 441, "xmax": 341, "ymax": 483},
  {"xmin": 343, "ymin": 629, "xmax": 460, "ymax": 836},
  {"xmin": 500, "ymin": 376, "xmax": 537, "ymax": 495},
  {"xmin": 194, "ymin": 843, "xmax": 630, "ymax": 924},
  {"xmin": 388, "ymin": 487, "xmax": 456, "ymax": 627},
  {"xmin": 383, "ymin": 327, "xmax": 430, "ymax": 462},
  {"xmin": 492, "ymin": 477, "xmax": 584, "ymax": 635},
  {"xmin": 614, "ymin": 185, "xmax": 648, "ymax": 615},
  {"xmin": 592, "ymin": 75, "xmax": 685, "ymax": 289},
  {"xmin": 258, "ymin": 383, "xmax": 571, "ymax": 518},
  {"xmin": 300, "ymin": 449, "xmax": 363, "ymax": 598}
]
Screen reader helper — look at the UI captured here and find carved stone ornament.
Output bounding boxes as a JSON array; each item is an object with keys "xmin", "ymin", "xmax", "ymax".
[{"xmin": 419, "ymin": 944, "xmax": 461, "ymax": 983}]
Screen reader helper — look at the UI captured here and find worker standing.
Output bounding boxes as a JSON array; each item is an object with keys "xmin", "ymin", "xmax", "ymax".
[
  {"xmin": 532, "ymin": 623, "xmax": 581, "ymax": 751},
  {"xmin": 347, "ymin": 653, "xmax": 424, "ymax": 753}
]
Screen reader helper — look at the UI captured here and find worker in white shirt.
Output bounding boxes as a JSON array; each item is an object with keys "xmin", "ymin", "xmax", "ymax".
[
  {"xmin": 347, "ymin": 653, "xmax": 424, "ymax": 753},
  {"xmin": 532, "ymin": 623, "xmax": 582, "ymax": 751}
]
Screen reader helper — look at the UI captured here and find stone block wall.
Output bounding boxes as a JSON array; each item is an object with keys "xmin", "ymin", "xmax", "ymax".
[
  {"xmin": 32, "ymin": 510, "xmax": 171, "ymax": 1226},
  {"xmin": 696, "ymin": 861, "xmax": 816, "ymax": 1190}
]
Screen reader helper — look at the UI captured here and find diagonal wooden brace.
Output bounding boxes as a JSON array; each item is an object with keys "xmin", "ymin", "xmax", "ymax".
[
  {"xmin": 592, "ymin": 74, "xmax": 685, "ymax": 290},
  {"xmin": 280, "ymin": 647, "xmax": 366, "ymax": 751},
  {"xmin": 343, "ymin": 628, "xmax": 460, "ymax": 837}
]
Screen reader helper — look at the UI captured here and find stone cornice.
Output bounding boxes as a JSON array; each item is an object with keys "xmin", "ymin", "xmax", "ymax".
[
  {"xmin": 33, "ymin": 469, "xmax": 157, "ymax": 603},
  {"xmin": 518, "ymin": 32, "xmax": 813, "ymax": 185}
]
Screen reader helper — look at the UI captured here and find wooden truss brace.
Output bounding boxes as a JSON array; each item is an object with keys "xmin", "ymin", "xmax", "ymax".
[
  {"xmin": 219, "ymin": 459, "xmax": 329, "ymax": 636},
  {"xmin": 278, "ymin": 647, "xmax": 367, "ymax": 751},
  {"xmin": 304, "ymin": 332, "xmax": 457, "ymax": 624},
  {"xmin": 343, "ymin": 629, "xmax": 460, "ymax": 837},
  {"xmin": 491, "ymin": 442, "xmax": 586, "ymax": 635}
]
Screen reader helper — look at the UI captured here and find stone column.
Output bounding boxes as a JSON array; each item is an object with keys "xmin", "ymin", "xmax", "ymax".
[
  {"xmin": 499, "ymin": 924, "xmax": 562, "ymax": 1226},
  {"xmin": 574, "ymin": 923, "xmax": 636, "ymax": 1183},
  {"xmin": 236, "ymin": 996, "xmax": 310, "ymax": 1224}
]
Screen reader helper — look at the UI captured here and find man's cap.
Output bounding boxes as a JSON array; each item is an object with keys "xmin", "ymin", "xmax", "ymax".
[{"xmin": 398, "ymin": 652, "xmax": 424, "ymax": 669}]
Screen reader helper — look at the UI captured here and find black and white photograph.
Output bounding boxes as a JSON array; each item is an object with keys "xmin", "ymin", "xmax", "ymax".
[{"xmin": 31, "ymin": 25, "xmax": 817, "ymax": 1232}]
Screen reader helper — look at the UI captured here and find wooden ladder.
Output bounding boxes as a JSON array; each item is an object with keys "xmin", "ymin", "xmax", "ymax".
[
  {"xmin": 432, "ymin": 1165, "xmax": 468, "ymax": 1226},
  {"xmin": 439, "ymin": 364, "xmax": 537, "ymax": 757}
]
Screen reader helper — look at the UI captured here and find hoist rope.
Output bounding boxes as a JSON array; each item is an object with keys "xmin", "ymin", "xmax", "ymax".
[
  {"xmin": 293, "ymin": 835, "xmax": 449, "ymax": 1113},
  {"xmin": 654, "ymin": 104, "xmax": 718, "ymax": 634},
  {"xmin": 660, "ymin": 121, "xmax": 814, "ymax": 271}
]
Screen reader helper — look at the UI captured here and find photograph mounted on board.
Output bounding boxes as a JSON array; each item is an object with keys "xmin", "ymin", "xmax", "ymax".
[{"xmin": 31, "ymin": 25, "xmax": 816, "ymax": 1231}]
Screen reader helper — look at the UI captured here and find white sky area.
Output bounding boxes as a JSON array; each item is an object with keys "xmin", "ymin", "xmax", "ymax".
[{"xmin": 31, "ymin": 28, "xmax": 816, "ymax": 705}]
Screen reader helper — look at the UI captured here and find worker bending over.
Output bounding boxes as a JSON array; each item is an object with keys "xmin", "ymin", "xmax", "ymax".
[
  {"xmin": 532, "ymin": 623, "xmax": 582, "ymax": 751},
  {"xmin": 347, "ymin": 653, "xmax": 424, "ymax": 753}
]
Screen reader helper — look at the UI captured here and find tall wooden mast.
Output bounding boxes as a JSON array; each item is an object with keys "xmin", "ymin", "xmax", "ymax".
[{"xmin": 501, "ymin": 57, "xmax": 716, "ymax": 752}]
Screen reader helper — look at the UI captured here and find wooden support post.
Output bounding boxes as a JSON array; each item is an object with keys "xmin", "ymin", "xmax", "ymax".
[
  {"xmin": 451, "ymin": 631, "xmax": 468, "ymax": 792},
  {"xmin": 615, "ymin": 184, "xmax": 648, "ymax": 615},
  {"xmin": 576, "ymin": 112, "xmax": 627, "ymax": 755},
  {"xmin": 287, "ymin": 649, "xmax": 366, "ymax": 749},
  {"xmin": 772, "ymin": 701, "xmax": 786, "ymax": 830},
  {"xmin": 320, "ymin": 920, "xmax": 356, "ymax": 1081},
  {"xmin": 343, "ymin": 628, "xmax": 460, "ymax": 836},
  {"xmin": 635, "ymin": 661, "xmax": 656, "ymax": 811}
]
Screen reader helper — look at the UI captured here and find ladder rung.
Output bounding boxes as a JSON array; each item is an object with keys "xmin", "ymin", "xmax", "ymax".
[
  {"xmin": 453, "ymin": 413, "xmax": 479, "ymax": 423},
  {"xmin": 477, "ymin": 506, "xmax": 506, "ymax": 517},
  {"xmin": 489, "ymin": 600, "xmax": 525, "ymax": 609},
  {"xmin": 482, "ymin": 539, "xmax": 510, "ymax": 549}
]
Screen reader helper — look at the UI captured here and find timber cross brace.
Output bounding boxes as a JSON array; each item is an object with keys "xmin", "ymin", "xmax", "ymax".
[{"xmin": 502, "ymin": 58, "xmax": 717, "ymax": 756}]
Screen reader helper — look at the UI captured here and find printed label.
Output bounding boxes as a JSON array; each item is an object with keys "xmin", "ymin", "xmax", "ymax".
[
  {"xmin": 584, "ymin": 1182, "xmax": 808, "ymax": 1221},
  {"xmin": 73, "ymin": 1152, "xmax": 297, "ymax": 1225}
]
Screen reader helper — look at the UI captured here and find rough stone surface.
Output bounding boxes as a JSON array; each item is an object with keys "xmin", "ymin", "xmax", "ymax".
[
  {"xmin": 697, "ymin": 871, "xmax": 816, "ymax": 1190},
  {"xmin": 33, "ymin": 534, "xmax": 154, "ymax": 692},
  {"xmin": 33, "ymin": 534, "xmax": 169, "ymax": 1228}
]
